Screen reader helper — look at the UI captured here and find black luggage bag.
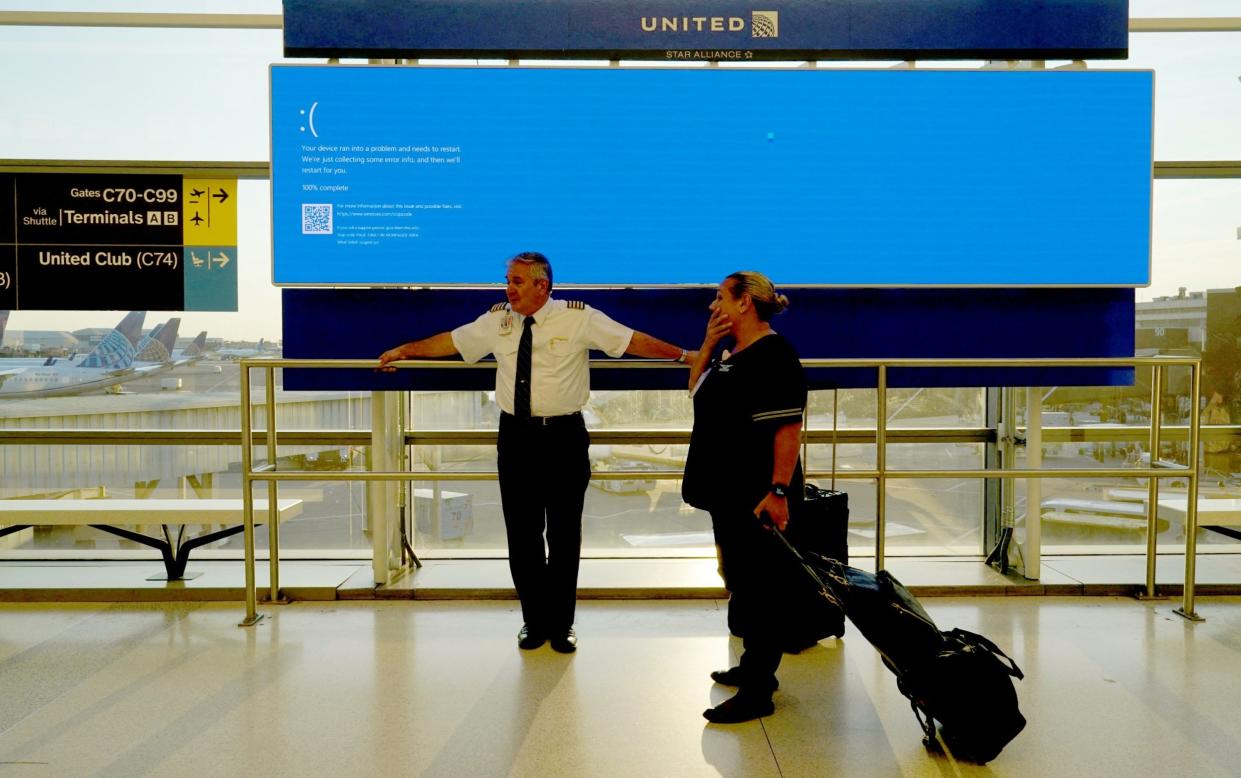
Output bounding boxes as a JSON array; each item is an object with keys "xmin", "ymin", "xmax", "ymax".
[
  {"xmin": 787, "ymin": 483, "xmax": 849, "ymax": 565},
  {"xmin": 728, "ymin": 483, "xmax": 850, "ymax": 652},
  {"xmin": 771, "ymin": 531, "xmax": 1027, "ymax": 764}
]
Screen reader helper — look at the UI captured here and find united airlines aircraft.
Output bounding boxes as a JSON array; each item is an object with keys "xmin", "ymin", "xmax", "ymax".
[
  {"xmin": 175, "ymin": 331, "xmax": 209, "ymax": 362},
  {"xmin": 215, "ymin": 338, "xmax": 277, "ymax": 360},
  {"xmin": 0, "ymin": 311, "xmax": 158, "ymax": 398}
]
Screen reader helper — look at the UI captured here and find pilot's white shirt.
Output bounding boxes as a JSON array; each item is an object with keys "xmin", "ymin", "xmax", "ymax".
[{"xmin": 451, "ymin": 297, "xmax": 634, "ymax": 417}]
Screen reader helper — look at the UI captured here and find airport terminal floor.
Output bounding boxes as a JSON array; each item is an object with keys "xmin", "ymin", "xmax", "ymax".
[{"xmin": 3, "ymin": 595, "xmax": 1241, "ymax": 777}]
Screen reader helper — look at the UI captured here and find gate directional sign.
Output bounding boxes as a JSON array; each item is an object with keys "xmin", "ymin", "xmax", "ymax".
[{"xmin": 0, "ymin": 173, "xmax": 238, "ymax": 311}]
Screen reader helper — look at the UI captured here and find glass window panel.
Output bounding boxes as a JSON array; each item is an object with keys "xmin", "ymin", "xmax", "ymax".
[
  {"xmin": 1147, "ymin": 179, "xmax": 1241, "ymax": 302},
  {"xmin": 406, "ymin": 476, "xmax": 716, "ymax": 556},
  {"xmin": 1016, "ymin": 364, "xmax": 1241, "ymax": 553},
  {"xmin": 0, "ymin": 446, "xmax": 374, "ymax": 554},
  {"xmin": 0, "ymin": 2, "xmax": 280, "ymax": 11},
  {"xmin": 0, "ymin": 370, "xmax": 372, "ymax": 431},
  {"xmin": 1131, "ymin": 1, "xmax": 1241, "ymax": 18},
  {"xmin": 0, "ymin": 26, "xmax": 284, "ymax": 161},
  {"xmin": 1129, "ymin": 31, "xmax": 1241, "ymax": 160},
  {"xmin": 1020, "ymin": 470, "xmax": 1239, "ymax": 553}
]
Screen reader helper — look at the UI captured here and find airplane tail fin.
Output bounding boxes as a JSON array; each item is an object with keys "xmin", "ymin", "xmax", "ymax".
[
  {"xmin": 0, "ymin": 311, "xmax": 9, "ymax": 346},
  {"xmin": 156, "ymin": 319, "xmax": 181, "ymax": 352},
  {"xmin": 78, "ymin": 311, "xmax": 144, "ymax": 370},
  {"xmin": 136, "ymin": 317, "xmax": 180, "ymax": 362},
  {"xmin": 182, "ymin": 331, "xmax": 208, "ymax": 357},
  {"xmin": 133, "ymin": 322, "xmax": 163, "ymax": 354}
]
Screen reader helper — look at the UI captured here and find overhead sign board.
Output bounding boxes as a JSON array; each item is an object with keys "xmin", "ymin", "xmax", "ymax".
[
  {"xmin": 0, "ymin": 173, "xmax": 238, "ymax": 311},
  {"xmin": 270, "ymin": 65, "xmax": 1153, "ymax": 287},
  {"xmin": 282, "ymin": 0, "xmax": 1129, "ymax": 61}
]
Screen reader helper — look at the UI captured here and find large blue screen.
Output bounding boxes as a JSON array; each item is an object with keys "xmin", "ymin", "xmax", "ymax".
[{"xmin": 270, "ymin": 66, "xmax": 1152, "ymax": 286}]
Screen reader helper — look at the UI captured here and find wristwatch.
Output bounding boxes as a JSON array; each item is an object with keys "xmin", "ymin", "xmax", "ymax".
[{"xmin": 769, "ymin": 483, "xmax": 789, "ymax": 498}]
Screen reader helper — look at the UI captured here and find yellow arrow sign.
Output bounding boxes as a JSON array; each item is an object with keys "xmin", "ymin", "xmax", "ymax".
[{"xmin": 183, "ymin": 178, "xmax": 237, "ymax": 245}]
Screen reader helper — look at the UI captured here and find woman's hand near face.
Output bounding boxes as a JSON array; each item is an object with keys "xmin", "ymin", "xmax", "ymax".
[
  {"xmin": 702, "ymin": 307, "xmax": 731, "ymax": 353},
  {"xmin": 687, "ymin": 307, "xmax": 730, "ymax": 392}
]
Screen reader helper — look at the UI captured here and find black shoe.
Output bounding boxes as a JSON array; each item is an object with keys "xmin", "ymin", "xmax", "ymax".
[
  {"xmin": 710, "ymin": 667, "xmax": 778, "ymax": 691},
  {"xmin": 517, "ymin": 624, "xmax": 545, "ymax": 650},
  {"xmin": 550, "ymin": 627, "xmax": 578, "ymax": 654},
  {"xmin": 703, "ymin": 692, "xmax": 775, "ymax": 724}
]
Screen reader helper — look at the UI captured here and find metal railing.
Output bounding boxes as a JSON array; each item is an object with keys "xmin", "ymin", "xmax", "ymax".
[{"xmin": 238, "ymin": 355, "xmax": 1206, "ymax": 626}]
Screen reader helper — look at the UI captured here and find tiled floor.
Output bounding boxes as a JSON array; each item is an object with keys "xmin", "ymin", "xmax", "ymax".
[{"xmin": 2, "ymin": 596, "xmax": 1241, "ymax": 776}]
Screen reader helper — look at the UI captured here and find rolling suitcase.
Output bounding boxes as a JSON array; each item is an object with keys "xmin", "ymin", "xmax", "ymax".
[
  {"xmin": 769, "ymin": 529, "xmax": 1027, "ymax": 764},
  {"xmin": 725, "ymin": 482, "xmax": 849, "ymax": 651},
  {"xmin": 773, "ymin": 397, "xmax": 850, "ymax": 650},
  {"xmin": 775, "ymin": 483, "xmax": 849, "ymax": 651}
]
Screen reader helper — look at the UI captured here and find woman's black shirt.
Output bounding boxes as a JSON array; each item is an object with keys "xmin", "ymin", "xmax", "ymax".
[{"xmin": 682, "ymin": 333, "xmax": 807, "ymax": 514}]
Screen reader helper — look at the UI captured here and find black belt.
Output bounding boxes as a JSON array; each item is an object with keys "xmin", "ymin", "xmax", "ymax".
[{"xmin": 501, "ymin": 411, "xmax": 583, "ymax": 427}]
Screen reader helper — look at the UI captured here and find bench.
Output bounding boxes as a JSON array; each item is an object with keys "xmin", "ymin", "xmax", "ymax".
[
  {"xmin": 1041, "ymin": 497, "xmax": 1149, "ymax": 517},
  {"xmin": 1156, "ymin": 498, "xmax": 1241, "ymax": 541},
  {"xmin": 0, "ymin": 498, "xmax": 304, "ymax": 580},
  {"xmin": 1040, "ymin": 497, "xmax": 1170, "ymax": 534}
]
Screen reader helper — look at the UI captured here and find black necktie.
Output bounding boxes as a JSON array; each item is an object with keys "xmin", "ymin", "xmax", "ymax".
[{"xmin": 514, "ymin": 316, "xmax": 535, "ymax": 419}]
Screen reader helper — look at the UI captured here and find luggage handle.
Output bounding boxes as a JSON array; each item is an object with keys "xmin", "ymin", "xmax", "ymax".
[
  {"xmin": 761, "ymin": 512, "xmax": 844, "ymax": 610},
  {"xmin": 832, "ymin": 387, "xmax": 839, "ymax": 491}
]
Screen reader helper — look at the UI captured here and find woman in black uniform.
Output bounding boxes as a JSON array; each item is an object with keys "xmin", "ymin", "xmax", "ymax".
[{"xmin": 682, "ymin": 270, "xmax": 807, "ymax": 724}]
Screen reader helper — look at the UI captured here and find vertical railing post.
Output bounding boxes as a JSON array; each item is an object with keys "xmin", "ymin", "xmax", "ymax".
[
  {"xmin": 1177, "ymin": 362, "xmax": 1205, "ymax": 621},
  {"xmin": 368, "ymin": 391, "xmax": 395, "ymax": 584},
  {"xmin": 1142, "ymin": 365, "xmax": 1163, "ymax": 598},
  {"xmin": 1001, "ymin": 387, "xmax": 1017, "ymax": 553},
  {"xmin": 239, "ymin": 360, "xmax": 261, "ymax": 626},
  {"xmin": 1024, "ymin": 387, "xmax": 1043, "ymax": 579},
  {"xmin": 267, "ymin": 366, "xmax": 281, "ymax": 603},
  {"xmin": 876, "ymin": 364, "xmax": 887, "ymax": 569}
]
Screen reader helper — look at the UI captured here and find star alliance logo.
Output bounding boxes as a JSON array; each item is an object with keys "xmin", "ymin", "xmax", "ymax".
[{"xmin": 752, "ymin": 11, "xmax": 778, "ymax": 38}]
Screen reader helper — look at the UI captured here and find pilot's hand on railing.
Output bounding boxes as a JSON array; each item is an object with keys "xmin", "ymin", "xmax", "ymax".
[{"xmin": 376, "ymin": 347, "xmax": 405, "ymax": 372}]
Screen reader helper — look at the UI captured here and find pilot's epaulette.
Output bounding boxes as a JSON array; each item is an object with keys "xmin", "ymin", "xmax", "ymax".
[
  {"xmin": 489, "ymin": 302, "xmax": 509, "ymax": 313},
  {"xmin": 565, "ymin": 300, "xmax": 585, "ymax": 310}
]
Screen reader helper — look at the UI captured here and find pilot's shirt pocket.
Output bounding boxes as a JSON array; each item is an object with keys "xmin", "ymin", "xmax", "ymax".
[
  {"xmin": 495, "ymin": 333, "xmax": 519, "ymax": 357},
  {"xmin": 547, "ymin": 336, "xmax": 572, "ymax": 357}
]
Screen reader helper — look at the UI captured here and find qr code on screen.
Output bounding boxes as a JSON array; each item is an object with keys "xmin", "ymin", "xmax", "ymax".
[{"xmin": 302, "ymin": 203, "xmax": 333, "ymax": 235}]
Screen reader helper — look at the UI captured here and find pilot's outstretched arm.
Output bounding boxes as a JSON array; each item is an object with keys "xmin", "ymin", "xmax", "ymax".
[{"xmin": 376, "ymin": 331, "xmax": 458, "ymax": 371}]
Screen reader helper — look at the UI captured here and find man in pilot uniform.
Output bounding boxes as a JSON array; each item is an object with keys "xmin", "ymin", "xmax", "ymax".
[{"xmin": 378, "ymin": 251, "xmax": 693, "ymax": 653}]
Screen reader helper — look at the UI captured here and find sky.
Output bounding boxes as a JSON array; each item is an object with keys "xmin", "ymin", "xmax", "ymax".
[{"xmin": 0, "ymin": 1, "xmax": 1238, "ymax": 340}]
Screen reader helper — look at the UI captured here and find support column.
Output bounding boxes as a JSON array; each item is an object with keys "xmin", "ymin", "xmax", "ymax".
[{"xmin": 368, "ymin": 390, "xmax": 402, "ymax": 584}]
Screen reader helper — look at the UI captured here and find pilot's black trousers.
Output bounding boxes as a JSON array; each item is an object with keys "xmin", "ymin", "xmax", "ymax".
[{"xmin": 497, "ymin": 411, "xmax": 591, "ymax": 634}]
